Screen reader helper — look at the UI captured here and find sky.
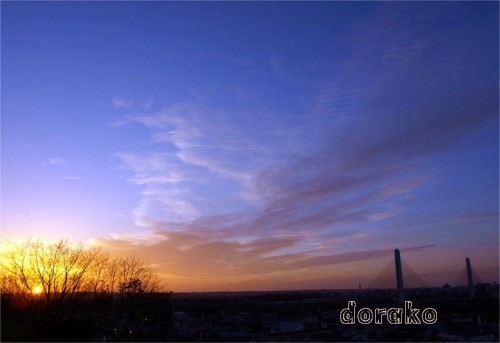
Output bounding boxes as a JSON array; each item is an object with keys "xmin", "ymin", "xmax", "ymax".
[{"xmin": 1, "ymin": 1, "xmax": 498, "ymax": 292}]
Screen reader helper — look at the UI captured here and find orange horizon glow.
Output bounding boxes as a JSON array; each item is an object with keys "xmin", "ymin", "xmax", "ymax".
[
  {"xmin": 2, "ymin": 0, "xmax": 498, "ymax": 301},
  {"xmin": 32, "ymin": 285, "xmax": 43, "ymax": 295},
  {"xmin": 2, "ymin": 236, "xmax": 498, "ymax": 294}
]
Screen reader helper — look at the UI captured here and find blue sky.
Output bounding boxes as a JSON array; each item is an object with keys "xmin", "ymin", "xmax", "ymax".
[{"xmin": 2, "ymin": 2, "xmax": 498, "ymax": 291}]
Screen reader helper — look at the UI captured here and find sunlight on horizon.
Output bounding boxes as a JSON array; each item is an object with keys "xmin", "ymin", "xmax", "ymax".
[
  {"xmin": 32, "ymin": 285, "xmax": 43, "ymax": 295},
  {"xmin": 2, "ymin": 1, "xmax": 498, "ymax": 293}
]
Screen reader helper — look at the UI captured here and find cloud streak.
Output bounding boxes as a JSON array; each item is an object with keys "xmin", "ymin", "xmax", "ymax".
[
  {"xmin": 96, "ymin": 230, "xmax": 435, "ymax": 291},
  {"xmin": 103, "ymin": 3, "xmax": 498, "ymax": 290},
  {"xmin": 112, "ymin": 96, "xmax": 133, "ymax": 109}
]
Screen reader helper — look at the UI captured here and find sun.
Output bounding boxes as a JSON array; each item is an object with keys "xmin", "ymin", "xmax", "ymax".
[{"xmin": 32, "ymin": 285, "xmax": 43, "ymax": 295}]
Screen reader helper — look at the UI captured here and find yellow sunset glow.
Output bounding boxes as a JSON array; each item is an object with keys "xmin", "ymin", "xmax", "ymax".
[{"xmin": 32, "ymin": 285, "xmax": 43, "ymax": 295}]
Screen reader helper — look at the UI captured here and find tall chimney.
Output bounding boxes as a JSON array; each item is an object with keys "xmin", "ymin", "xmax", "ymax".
[
  {"xmin": 466, "ymin": 257, "xmax": 475, "ymax": 298},
  {"xmin": 394, "ymin": 249, "xmax": 404, "ymax": 304}
]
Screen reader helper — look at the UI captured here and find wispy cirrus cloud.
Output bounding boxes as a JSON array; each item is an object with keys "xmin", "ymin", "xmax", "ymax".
[
  {"xmin": 131, "ymin": 193, "xmax": 200, "ymax": 227},
  {"xmin": 112, "ymin": 96, "xmax": 133, "ymax": 109},
  {"xmin": 108, "ymin": 60, "xmax": 496, "ymax": 287},
  {"xmin": 112, "ymin": 104, "xmax": 276, "ymax": 230},
  {"xmin": 450, "ymin": 211, "xmax": 499, "ymax": 224},
  {"xmin": 114, "ymin": 151, "xmax": 201, "ymax": 226},
  {"xmin": 103, "ymin": 3, "xmax": 497, "ymax": 290},
  {"xmin": 143, "ymin": 98, "xmax": 153, "ymax": 110},
  {"xmin": 95, "ymin": 229, "xmax": 435, "ymax": 291},
  {"xmin": 115, "ymin": 152, "xmax": 186, "ymax": 185}
]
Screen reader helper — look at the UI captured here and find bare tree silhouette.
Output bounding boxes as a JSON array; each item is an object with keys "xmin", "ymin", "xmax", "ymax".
[{"xmin": 0, "ymin": 239, "xmax": 166, "ymax": 341}]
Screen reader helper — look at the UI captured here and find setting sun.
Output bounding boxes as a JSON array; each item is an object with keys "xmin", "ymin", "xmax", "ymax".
[{"xmin": 32, "ymin": 285, "xmax": 43, "ymax": 295}]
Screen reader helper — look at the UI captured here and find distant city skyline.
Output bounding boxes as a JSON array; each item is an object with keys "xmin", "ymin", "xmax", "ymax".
[{"xmin": 2, "ymin": 1, "xmax": 498, "ymax": 291}]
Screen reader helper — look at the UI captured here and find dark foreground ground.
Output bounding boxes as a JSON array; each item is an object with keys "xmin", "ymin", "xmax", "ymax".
[{"xmin": 1, "ymin": 284, "xmax": 499, "ymax": 342}]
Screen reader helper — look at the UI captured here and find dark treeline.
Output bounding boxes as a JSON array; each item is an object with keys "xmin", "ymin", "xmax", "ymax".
[{"xmin": 0, "ymin": 239, "xmax": 172, "ymax": 341}]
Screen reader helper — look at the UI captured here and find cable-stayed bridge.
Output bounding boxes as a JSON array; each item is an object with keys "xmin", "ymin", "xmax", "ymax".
[
  {"xmin": 367, "ymin": 249, "xmax": 488, "ymax": 302},
  {"xmin": 368, "ymin": 250, "xmax": 428, "ymax": 290},
  {"xmin": 453, "ymin": 261, "xmax": 484, "ymax": 287}
]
